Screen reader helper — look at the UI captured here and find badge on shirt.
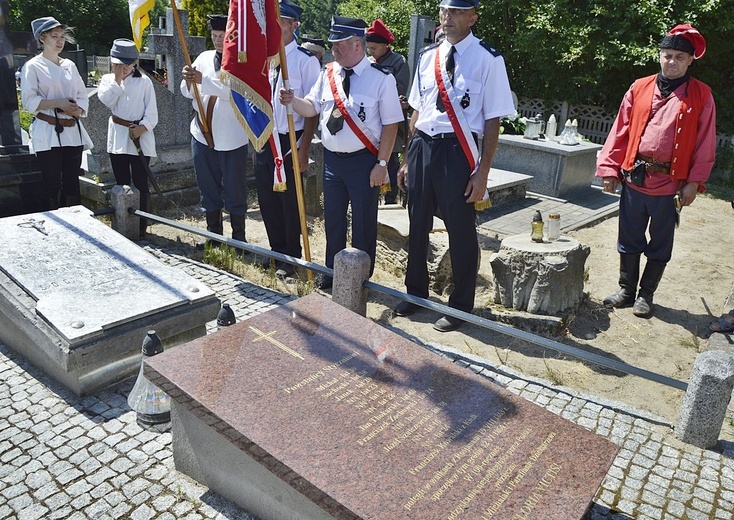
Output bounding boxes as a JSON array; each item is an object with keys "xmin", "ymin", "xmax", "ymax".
[
  {"xmin": 358, "ymin": 104, "xmax": 366, "ymax": 122},
  {"xmin": 461, "ymin": 92, "xmax": 471, "ymax": 109}
]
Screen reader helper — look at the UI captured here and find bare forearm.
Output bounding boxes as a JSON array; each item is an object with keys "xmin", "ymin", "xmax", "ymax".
[
  {"xmin": 477, "ymin": 118, "xmax": 500, "ymax": 178},
  {"xmin": 378, "ymin": 123, "xmax": 398, "ymax": 162}
]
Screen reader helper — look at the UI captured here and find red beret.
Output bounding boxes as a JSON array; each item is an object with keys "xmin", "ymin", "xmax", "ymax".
[
  {"xmin": 664, "ymin": 24, "xmax": 706, "ymax": 59},
  {"xmin": 365, "ymin": 19, "xmax": 394, "ymax": 44}
]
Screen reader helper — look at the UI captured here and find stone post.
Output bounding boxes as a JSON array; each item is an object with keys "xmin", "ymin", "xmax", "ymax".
[
  {"xmin": 408, "ymin": 15, "xmax": 436, "ymax": 80},
  {"xmin": 332, "ymin": 248, "xmax": 371, "ymax": 316},
  {"xmin": 110, "ymin": 184, "xmax": 141, "ymax": 241},
  {"xmin": 676, "ymin": 351, "xmax": 734, "ymax": 449}
]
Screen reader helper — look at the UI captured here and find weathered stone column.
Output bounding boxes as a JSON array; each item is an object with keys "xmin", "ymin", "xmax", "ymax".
[
  {"xmin": 676, "ymin": 351, "xmax": 734, "ymax": 448},
  {"xmin": 332, "ymin": 248, "xmax": 370, "ymax": 316},
  {"xmin": 110, "ymin": 184, "xmax": 140, "ymax": 241}
]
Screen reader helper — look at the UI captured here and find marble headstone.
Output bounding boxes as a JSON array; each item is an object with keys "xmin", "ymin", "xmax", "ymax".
[
  {"xmin": 0, "ymin": 206, "xmax": 219, "ymax": 395},
  {"xmin": 146, "ymin": 293, "xmax": 619, "ymax": 520}
]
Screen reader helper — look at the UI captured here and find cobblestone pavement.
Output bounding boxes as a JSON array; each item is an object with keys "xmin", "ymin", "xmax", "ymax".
[{"xmin": 1, "ymin": 244, "xmax": 733, "ymax": 520}]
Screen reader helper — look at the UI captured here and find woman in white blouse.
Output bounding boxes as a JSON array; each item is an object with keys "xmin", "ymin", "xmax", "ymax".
[
  {"xmin": 98, "ymin": 39, "xmax": 158, "ymax": 234},
  {"xmin": 21, "ymin": 17, "xmax": 92, "ymax": 210}
]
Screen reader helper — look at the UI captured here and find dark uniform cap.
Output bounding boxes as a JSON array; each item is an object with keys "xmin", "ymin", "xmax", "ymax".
[
  {"xmin": 110, "ymin": 38, "xmax": 139, "ymax": 65},
  {"xmin": 301, "ymin": 34, "xmax": 325, "ymax": 46},
  {"xmin": 280, "ymin": 0, "xmax": 303, "ymax": 22},
  {"xmin": 328, "ymin": 16, "xmax": 368, "ymax": 42},
  {"xmin": 207, "ymin": 14, "xmax": 228, "ymax": 32},
  {"xmin": 439, "ymin": 0, "xmax": 479, "ymax": 8},
  {"xmin": 31, "ymin": 17, "xmax": 62, "ymax": 41}
]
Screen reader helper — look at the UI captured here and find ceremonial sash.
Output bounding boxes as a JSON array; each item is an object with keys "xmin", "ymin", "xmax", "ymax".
[
  {"xmin": 268, "ymin": 66, "xmax": 286, "ymax": 192},
  {"xmin": 326, "ymin": 64, "xmax": 390, "ymax": 190},
  {"xmin": 433, "ymin": 47, "xmax": 490, "ymax": 210}
]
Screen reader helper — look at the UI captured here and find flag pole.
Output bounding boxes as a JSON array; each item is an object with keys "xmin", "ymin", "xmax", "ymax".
[
  {"xmin": 273, "ymin": 0, "xmax": 313, "ymax": 278},
  {"xmin": 170, "ymin": 0, "xmax": 211, "ymax": 137}
]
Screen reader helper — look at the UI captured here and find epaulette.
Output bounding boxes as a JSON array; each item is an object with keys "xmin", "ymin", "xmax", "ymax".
[
  {"xmin": 419, "ymin": 42, "xmax": 440, "ymax": 55},
  {"xmin": 297, "ymin": 46, "xmax": 315, "ymax": 57},
  {"xmin": 479, "ymin": 40, "xmax": 502, "ymax": 57},
  {"xmin": 370, "ymin": 63, "xmax": 390, "ymax": 74}
]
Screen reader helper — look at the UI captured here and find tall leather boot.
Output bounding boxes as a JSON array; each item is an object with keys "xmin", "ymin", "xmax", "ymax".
[
  {"xmin": 197, "ymin": 210, "xmax": 223, "ymax": 250},
  {"xmin": 229, "ymin": 213, "xmax": 250, "ymax": 257},
  {"xmin": 633, "ymin": 260, "xmax": 666, "ymax": 318},
  {"xmin": 603, "ymin": 253, "xmax": 640, "ymax": 308}
]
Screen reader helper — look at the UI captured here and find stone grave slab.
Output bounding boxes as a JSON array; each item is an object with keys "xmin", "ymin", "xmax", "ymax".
[
  {"xmin": 145, "ymin": 293, "xmax": 619, "ymax": 520},
  {"xmin": 0, "ymin": 206, "xmax": 219, "ymax": 395}
]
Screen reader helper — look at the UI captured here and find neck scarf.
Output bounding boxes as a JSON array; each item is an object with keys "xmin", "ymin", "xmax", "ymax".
[{"xmin": 657, "ymin": 72, "xmax": 689, "ymax": 98}]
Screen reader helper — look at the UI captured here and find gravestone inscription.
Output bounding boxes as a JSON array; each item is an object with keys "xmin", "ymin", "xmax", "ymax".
[
  {"xmin": 0, "ymin": 206, "xmax": 219, "ymax": 395},
  {"xmin": 146, "ymin": 293, "xmax": 619, "ymax": 520}
]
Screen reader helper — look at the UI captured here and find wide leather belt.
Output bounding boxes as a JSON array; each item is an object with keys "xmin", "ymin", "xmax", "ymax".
[
  {"xmin": 112, "ymin": 115, "xmax": 140, "ymax": 127},
  {"xmin": 636, "ymin": 154, "xmax": 671, "ymax": 175},
  {"xmin": 416, "ymin": 130, "xmax": 479, "ymax": 142},
  {"xmin": 35, "ymin": 112, "xmax": 76, "ymax": 127}
]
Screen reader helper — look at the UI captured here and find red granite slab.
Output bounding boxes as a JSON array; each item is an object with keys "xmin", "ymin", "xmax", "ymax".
[{"xmin": 145, "ymin": 293, "xmax": 619, "ymax": 520}]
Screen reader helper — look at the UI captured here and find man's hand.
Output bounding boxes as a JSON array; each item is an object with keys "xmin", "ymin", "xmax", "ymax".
[
  {"xmin": 297, "ymin": 145, "xmax": 310, "ymax": 172},
  {"xmin": 279, "ymin": 88, "xmax": 294, "ymax": 105},
  {"xmin": 397, "ymin": 162, "xmax": 408, "ymax": 192},
  {"xmin": 464, "ymin": 170, "xmax": 488, "ymax": 203},
  {"xmin": 370, "ymin": 162, "xmax": 388, "ymax": 188},
  {"xmin": 680, "ymin": 182, "xmax": 699, "ymax": 206},
  {"xmin": 129, "ymin": 124, "xmax": 147, "ymax": 140},
  {"xmin": 602, "ymin": 177, "xmax": 620, "ymax": 193},
  {"xmin": 182, "ymin": 65, "xmax": 201, "ymax": 85}
]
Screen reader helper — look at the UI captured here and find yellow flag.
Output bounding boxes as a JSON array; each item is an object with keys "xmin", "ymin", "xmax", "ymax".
[{"xmin": 129, "ymin": 0, "xmax": 155, "ymax": 49}]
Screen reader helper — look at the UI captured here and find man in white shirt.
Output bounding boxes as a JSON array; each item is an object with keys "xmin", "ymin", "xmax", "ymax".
[
  {"xmin": 254, "ymin": 0, "xmax": 319, "ymax": 278},
  {"xmin": 181, "ymin": 14, "xmax": 249, "ymax": 250},
  {"xmin": 280, "ymin": 16, "xmax": 403, "ymax": 289},
  {"xmin": 395, "ymin": 0, "xmax": 514, "ymax": 331}
]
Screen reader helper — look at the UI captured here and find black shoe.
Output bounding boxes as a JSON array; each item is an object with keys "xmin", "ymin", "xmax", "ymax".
[
  {"xmin": 603, "ymin": 289, "xmax": 635, "ymax": 308},
  {"xmin": 394, "ymin": 301, "xmax": 420, "ymax": 317},
  {"xmin": 433, "ymin": 315, "xmax": 463, "ymax": 332},
  {"xmin": 275, "ymin": 262, "xmax": 296, "ymax": 278},
  {"xmin": 632, "ymin": 296, "xmax": 654, "ymax": 318},
  {"xmin": 317, "ymin": 275, "xmax": 333, "ymax": 290}
]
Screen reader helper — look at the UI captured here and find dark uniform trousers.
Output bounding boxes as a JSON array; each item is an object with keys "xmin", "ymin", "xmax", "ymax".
[
  {"xmin": 254, "ymin": 130, "xmax": 304, "ymax": 259},
  {"xmin": 618, "ymin": 183, "xmax": 677, "ymax": 263},
  {"xmin": 36, "ymin": 145, "xmax": 83, "ymax": 208},
  {"xmin": 323, "ymin": 148, "xmax": 379, "ymax": 273},
  {"xmin": 405, "ymin": 132, "xmax": 478, "ymax": 313}
]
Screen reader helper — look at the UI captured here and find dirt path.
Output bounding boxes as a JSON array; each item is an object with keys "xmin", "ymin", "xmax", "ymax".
[{"xmin": 148, "ymin": 193, "xmax": 734, "ymax": 431}]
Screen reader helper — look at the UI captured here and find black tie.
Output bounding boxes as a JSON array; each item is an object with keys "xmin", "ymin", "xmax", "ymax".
[
  {"xmin": 436, "ymin": 46, "xmax": 455, "ymax": 113},
  {"xmin": 326, "ymin": 68, "xmax": 354, "ymax": 135},
  {"xmin": 214, "ymin": 52, "xmax": 222, "ymax": 72}
]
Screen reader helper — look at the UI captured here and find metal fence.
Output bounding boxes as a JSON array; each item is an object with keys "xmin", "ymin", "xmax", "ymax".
[{"xmin": 131, "ymin": 208, "xmax": 688, "ymax": 392}]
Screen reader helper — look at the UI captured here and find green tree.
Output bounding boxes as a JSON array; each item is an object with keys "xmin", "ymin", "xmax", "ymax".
[
  {"xmin": 338, "ymin": 0, "xmax": 422, "ymax": 57},
  {"xmin": 8, "ymin": 0, "xmax": 132, "ymax": 55},
  {"xmin": 182, "ymin": 0, "xmax": 229, "ymax": 41}
]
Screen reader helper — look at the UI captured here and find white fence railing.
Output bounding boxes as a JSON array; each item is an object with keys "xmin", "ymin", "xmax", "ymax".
[{"xmin": 517, "ymin": 97, "xmax": 732, "ymax": 149}]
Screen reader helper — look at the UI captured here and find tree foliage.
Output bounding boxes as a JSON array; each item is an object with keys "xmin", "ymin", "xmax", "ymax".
[
  {"xmin": 8, "ymin": 0, "xmax": 132, "ymax": 55},
  {"xmin": 338, "ymin": 0, "xmax": 734, "ymax": 133},
  {"xmin": 182, "ymin": 0, "xmax": 229, "ymax": 41}
]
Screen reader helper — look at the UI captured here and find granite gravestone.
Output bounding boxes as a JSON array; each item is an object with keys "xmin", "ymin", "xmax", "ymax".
[
  {"xmin": 0, "ymin": 206, "xmax": 219, "ymax": 395},
  {"xmin": 146, "ymin": 293, "xmax": 619, "ymax": 520}
]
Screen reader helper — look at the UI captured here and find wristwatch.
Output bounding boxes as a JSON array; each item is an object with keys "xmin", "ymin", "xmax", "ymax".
[{"xmin": 378, "ymin": 159, "xmax": 387, "ymax": 167}]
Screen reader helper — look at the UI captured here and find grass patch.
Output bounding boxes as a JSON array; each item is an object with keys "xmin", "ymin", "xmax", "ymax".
[{"xmin": 542, "ymin": 356, "xmax": 565, "ymax": 386}]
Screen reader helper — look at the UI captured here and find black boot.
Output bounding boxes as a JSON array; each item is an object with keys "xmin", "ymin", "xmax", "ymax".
[
  {"xmin": 603, "ymin": 253, "xmax": 640, "ymax": 308},
  {"xmin": 633, "ymin": 260, "xmax": 666, "ymax": 318},
  {"xmin": 229, "ymin": 213, "xmax": 250, "ymax": 257},
  {"xmin": 197, "ymin": 210, "xmax": 223, "ymax": 250}
]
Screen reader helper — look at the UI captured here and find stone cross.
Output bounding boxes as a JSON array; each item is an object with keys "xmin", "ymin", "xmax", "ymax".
[{"xmin": 147, "ymin": 8, "xmax": 206, "ymax": 94}]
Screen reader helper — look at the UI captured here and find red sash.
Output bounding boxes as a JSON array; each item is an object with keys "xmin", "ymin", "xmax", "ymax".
[
  {"xmin": 326, "ymin": 64, "xmax": 379, "ymax": 156},
  {"xmin": 433, "ymin": 47, "xmax": 478, "ymax": 171}
]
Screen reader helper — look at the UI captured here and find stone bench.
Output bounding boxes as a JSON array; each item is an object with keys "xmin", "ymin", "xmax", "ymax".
[{"xmin": 492, "ymin": 134, "xmax": 602, "ymax": 198}]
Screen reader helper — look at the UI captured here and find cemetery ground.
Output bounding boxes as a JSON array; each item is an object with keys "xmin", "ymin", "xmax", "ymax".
[{"xmin": 144, "ymin": 190, "xmax": 734, "ymax": 441}]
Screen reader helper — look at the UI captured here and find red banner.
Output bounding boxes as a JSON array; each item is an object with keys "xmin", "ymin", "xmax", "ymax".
[{"xmin": 220, "ymin": 0, "xmax": 282, "ymax": 151}]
